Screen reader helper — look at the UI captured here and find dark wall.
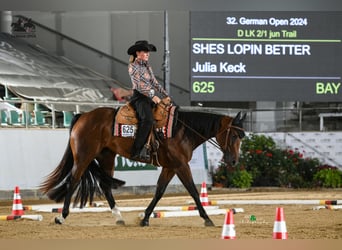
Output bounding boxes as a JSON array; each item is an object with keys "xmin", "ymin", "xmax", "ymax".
[{"xmin": 1, "ymin": 0, "xmax": 342, "ymax": 11}]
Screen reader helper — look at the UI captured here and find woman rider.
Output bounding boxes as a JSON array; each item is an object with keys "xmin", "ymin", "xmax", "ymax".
[{"xmin": 127, "ymin": 40, "xmax": 170, "ymax": 161}]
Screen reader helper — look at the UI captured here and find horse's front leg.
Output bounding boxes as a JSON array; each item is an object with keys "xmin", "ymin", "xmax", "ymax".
[
  {"xmin": 176, "ymin": 165, "xmax": 215, "ymax": 227},
  {"xmin": 140, "ymin": 168, "xmax": 175, "ymax": 227}
]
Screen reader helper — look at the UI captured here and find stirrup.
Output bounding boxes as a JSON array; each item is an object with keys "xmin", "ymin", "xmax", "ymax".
[
  {"xmin": 151, "ymin": 140, "xmax": 159, "ymax": 151},
  {"xmin": 139, "ymin": 145, "xmax": 151, "ymax": 160}
]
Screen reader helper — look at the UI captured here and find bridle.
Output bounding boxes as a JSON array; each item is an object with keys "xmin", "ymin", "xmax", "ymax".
[
  {"xmin": 176, "ymin": 118, "xmax": 245, "ymax": 153},
  {"xmin": 156, "ymin": 102, "xmax": 245, "ymax": 154},
  {"xmin": 213, "ymin": 123, "xmax": 245, "ymax": 153}
]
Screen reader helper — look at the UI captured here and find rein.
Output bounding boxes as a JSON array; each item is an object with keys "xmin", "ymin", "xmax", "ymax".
[
  {"xmin": 155, "ymin": 102, "xmax": 245, "ymax": 153},
  {"xmin": 176, "ymin": 118, "xmax": 244, "ymax": 153}
]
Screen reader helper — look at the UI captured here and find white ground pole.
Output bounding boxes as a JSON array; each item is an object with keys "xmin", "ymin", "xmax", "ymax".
[
  {"xmin": 139, "ymin": 208, "xmax": 244, "ymax": 218},
  {"xmin": 188, "ymin": 200, "xmax": 342, "ymax": 205},
  {"xmin": 30, "ymin": 205, "xmax": 220, "ymax": 213}
]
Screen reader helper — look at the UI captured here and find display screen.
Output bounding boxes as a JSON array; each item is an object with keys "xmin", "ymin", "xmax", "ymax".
[{"xmin": 190, "ymin": 11, "xmax": 342, "ymax": 102}]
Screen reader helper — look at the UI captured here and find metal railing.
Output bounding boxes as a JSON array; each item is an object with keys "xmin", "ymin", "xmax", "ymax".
[
  {"xmin": 1, "ymin": 98, "xmax": 123, "ymax": 129},
  {"xmin": 1, "ymin": 98, "xmax": 341, "ymax": 132}
]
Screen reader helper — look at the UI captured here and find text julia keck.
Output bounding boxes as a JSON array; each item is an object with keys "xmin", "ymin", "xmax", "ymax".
[
  {"xmin": 192, "ymin": 43, "xmax": 311, "ymax": 56},
  {"xmin": 192, "ymin": 62, "xmax": 246, "ymax": 73}
]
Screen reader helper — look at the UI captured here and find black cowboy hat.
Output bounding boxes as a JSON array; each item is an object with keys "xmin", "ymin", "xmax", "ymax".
[{"xmin": 127, "ymin": 40, "xmax": 157, "ymax": 55}]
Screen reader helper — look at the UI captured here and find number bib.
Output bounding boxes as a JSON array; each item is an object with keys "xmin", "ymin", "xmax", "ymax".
[{"xmin": 120, "ymin": 124, "xmax": 136, "ymax": 137}]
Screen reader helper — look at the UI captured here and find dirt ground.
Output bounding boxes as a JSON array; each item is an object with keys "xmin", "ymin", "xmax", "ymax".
[{"xmin": 0, "ymin": 189, "xmax": 341, "ymax": 239}]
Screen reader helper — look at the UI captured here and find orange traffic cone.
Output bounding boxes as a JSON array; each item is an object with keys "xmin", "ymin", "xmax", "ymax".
[
  {"xmin": 200, "ymin": 182, "xmax": 209, "ymax": 206},
  {"xmin": 11, "ymin": 186, "xmax": 24, "ymax": 216},
  {"xmin": 221, "ymin": 210, "xmax": 236, "ymax": 239},
  {"xmin": 273, "ymin": 207, "xmax": 288, "ymax": 239}
]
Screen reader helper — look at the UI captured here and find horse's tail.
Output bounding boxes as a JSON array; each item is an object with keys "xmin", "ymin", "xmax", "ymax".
[
  {"xmin": 40, "ymin": 113, "xmax": 125, "ymax": 207},
  {"xmin": 73, "ymin": 158, "xmax": 125, "ymax": 207},
  {"xmin": 39, "ymin": 114, "xmax": 82, "ymax": 202}
]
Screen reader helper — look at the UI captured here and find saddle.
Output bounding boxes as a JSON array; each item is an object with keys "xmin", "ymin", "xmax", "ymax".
[
  {"xmin": 115, "ymin": 96, "xmax": 173, "ymax": 128},
  {"xmin": 114, "ymin": 97, "xmax": 175, "ymax": 165}
]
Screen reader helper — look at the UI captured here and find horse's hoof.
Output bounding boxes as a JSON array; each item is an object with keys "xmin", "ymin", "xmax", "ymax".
[
  {"xmin": 140, "ymin": 220, "xmax": 149, "ymax": 227},
  {"xmin": 116, "ymin": 220, "xmax": 125, "ymax": 226},
  {"xmin": 54, "ymin": 216, "xmax": 64, "ymax": 225},
  {"xmin": 204, "ymin": 220, "xmax": 215, "ymax": 227}
]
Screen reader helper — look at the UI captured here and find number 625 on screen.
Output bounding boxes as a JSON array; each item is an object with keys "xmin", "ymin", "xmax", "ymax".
[{"xmin": 192, "ymin": 81, "xmax": 215, "ymax": 93}]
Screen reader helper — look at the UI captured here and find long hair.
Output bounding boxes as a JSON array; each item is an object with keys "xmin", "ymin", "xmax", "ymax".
[{"xmin": 129, "ymin": 54, "xmax": 136, "ymax": 63}]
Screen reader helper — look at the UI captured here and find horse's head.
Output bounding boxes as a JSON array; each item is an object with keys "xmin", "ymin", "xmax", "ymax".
[{"xmin": 215, "ymin": 112, "xmax": 246, "ymax": 167}]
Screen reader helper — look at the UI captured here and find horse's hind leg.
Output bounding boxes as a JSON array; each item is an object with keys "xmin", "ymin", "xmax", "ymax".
[
  {"xmin": 140, "ymin": 168, "xmax": 175, "ymax": 227},
  {"xmin": 104, "ymin": 188, "xmax": 125, "ymax": 225},
  {"xmin": 55, "ymin": 151, "xmax": 93, "ymax": 224},
  {"xmin": 55, "ymin": 175, "xmax": 78, "ymax": 224},
  {"xmin": 176, "ymin": 165, "xmax": 215, "ymax": 227},
  {"xmin": 96, "ymin": 150, "xmax": 125, "ymax": 225},
  {"xmin": 101, "ymin": 182, "xmax": 124, "ymax": 225}
]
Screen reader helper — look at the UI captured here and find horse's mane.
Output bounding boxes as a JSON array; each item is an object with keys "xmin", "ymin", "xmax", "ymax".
[{"xmin": 176, "ymin": 110, "xmax": 222, "ymax": 141}]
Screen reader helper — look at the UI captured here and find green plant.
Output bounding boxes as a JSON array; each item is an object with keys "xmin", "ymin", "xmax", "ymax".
[
  {"xmin": 237, "ymin": 134, "xmax": 282, "ymax": 186},
  {"xmin": 214, "ymin": 133, "xmax": 339, "ymax": 188},
  {"xmin": 231, "ymin": 169, "xmax": 253, "ymax": 188},
  {"xmin": 313, "ymin": 168, "xmax": 342, "ymax": 188},
  {"xmin": 236, "ymin": 133, "xmax": 323, "ymax": 187},
  {"xmin": 212, "ymin": 164, "xmax": 228, "ymax": 186},
  {"xmin": 294, "ymin": 157, "xmax": 321, "ymax": 188}
]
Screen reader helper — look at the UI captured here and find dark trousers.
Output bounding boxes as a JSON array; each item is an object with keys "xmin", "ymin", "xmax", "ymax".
[{"xmin": 130, "ymin": 90, "xmax": 154, "ymax": 155}]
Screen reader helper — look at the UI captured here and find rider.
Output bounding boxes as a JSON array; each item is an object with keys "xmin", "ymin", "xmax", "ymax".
[{"xmin": 127, "ymin": 40, "xmax": 170, "ymax": 161}]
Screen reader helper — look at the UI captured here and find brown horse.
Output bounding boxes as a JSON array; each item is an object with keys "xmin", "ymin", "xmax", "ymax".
[{"xmin": 40, "ymin": 105, "xmax": 246, "ymax": 227}]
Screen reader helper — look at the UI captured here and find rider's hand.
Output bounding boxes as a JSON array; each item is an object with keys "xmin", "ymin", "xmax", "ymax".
[
  {"xmin": 152, "ymin": 95, "xmax": 161, "ymax": 104},
  {"xmin": 164, "ymin": 96, "xmax": 171, "ymax": 103}
]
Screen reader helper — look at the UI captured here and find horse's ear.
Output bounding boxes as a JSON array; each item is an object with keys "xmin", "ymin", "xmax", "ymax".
[
  {"xmin": 233, "ymin": 112, "xmax": 242, "ymax": 124},
  {"xmin": 234, "ymin": 111, "xmax": 241, "ymax": 121},
  {"xmin": 236, "ymin": 111, "xmax": 241, "ymax": 119},
  {"xmin": 232, "ymin": 112, "xmax": 246, "ymax": 138},
  {"xmin": 232, "ymin": 112, "xmax": 246, "ymax": 126},
  {"xmin": 240, "ymin": 113, "xmax": 247, "ymax": 122}
]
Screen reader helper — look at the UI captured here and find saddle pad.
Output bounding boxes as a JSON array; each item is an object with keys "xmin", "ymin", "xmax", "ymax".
[{"xmin": 156, "ymin": 105, "xmax": 177, "ymax": 138}]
